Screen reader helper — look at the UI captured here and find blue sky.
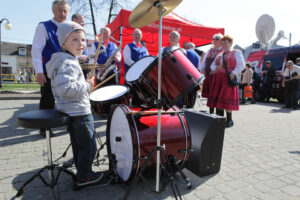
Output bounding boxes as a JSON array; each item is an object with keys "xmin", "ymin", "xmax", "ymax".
[{"xmin": 1, "ymin": 0, "xmax": 300, "ymax": 49}]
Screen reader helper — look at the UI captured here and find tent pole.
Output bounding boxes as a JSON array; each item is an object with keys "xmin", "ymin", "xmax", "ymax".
[{"xmin": 155, "ymin": 5, "xmax": 164, "ymax": 193}]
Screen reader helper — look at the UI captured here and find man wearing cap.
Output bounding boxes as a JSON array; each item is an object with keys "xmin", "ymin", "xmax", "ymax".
[
  {"xmin": 31, "ymin": 0, "xmax": 70, "ymax": 137},
  {"xmin": 123, "ymin": 28, "xmax": 149, "ymax": 74},
  {"xmin": 262, "ymin": 60, "xmax": 276, "ymax": 102}
]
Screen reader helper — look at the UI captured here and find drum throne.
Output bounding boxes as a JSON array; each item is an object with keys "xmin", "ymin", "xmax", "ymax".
[{"xmin": 15, "ymin": 110, "xmax": 76, "ymax": 197}]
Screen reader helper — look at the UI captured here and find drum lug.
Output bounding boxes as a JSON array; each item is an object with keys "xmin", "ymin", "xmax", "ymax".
[
  {"xmin": 145, "ymin": 79, "xmax": 152, "ymax": 85},
  {"xmin": 133, "ymin": 156, "xmax": 148, "ymax": 162},
  {"xmin": 178, "ymin": 148, "xmax": 194, "ymax": 153}
]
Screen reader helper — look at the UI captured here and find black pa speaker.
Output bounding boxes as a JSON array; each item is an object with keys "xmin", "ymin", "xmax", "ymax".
[{"xmin": 183, "ymin": 109, "xmax": 226, "ymax": 177}]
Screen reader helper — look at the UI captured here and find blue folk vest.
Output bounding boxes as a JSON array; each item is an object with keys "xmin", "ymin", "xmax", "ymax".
[
  {"xmin": 124, "ymin": 43, "xmax": 148, "ymax": 73},
  {"xmin": 41, "ymin": 20, "xmax": 61, "ymax": 74},
  {"xmin": 186, "ymin": 49, "xmax": 200, "ymax": 68}
]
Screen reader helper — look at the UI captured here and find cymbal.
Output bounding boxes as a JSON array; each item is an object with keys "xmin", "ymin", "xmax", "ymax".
[{"xmin": 129, "ymin": 0, "xmax": 182, "ymax": 28}]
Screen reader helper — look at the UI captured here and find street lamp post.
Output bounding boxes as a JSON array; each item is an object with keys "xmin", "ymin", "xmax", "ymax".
[{"xmin": 0, "ymin": 18, "xmax": 13, "ymax": 88}]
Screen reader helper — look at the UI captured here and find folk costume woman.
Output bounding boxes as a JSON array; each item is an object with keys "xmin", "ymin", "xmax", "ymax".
[
  {"xmin": 208, "ymin": 35, "xmax": 245, "ymax": 128},
  {"xmin": 199, "ymin": 33, "xmax": 223, "ymax": 114}
]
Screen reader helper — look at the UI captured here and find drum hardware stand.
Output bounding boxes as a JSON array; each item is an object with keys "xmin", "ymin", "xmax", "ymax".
[
  {"xmin": 16, "ymin": 129, "xmax": 76, "ymax": 199},
  {"xmin": 168, "ymin": 154, "xmax": 192, "ymax": 189},
  {"xmin": 94, "ymin": 136, "xmax": 107, "ymax": 166},
  {"xmin": 122, "ymin": 145, "xmax": 185, "ymax": 200}
]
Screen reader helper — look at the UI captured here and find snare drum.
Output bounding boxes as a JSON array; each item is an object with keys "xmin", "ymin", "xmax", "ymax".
[
  {"xmin": 106, "ymin": 104, "xmax": 191, "ymax": 182},
  {"xmin": 89, "ymin": 85, "xmax": 130, "ymax": 116}
]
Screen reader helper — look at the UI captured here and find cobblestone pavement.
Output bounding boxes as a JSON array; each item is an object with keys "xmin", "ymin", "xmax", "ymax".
[{"xmin": 0, "ymin": 97, "xmax": 299, "ymax": 200}]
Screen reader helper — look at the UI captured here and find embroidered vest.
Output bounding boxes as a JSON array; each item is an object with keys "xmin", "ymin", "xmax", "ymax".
[{"xmin": 41, "ymin": 20, "xmax": 61, "ymax": 74}]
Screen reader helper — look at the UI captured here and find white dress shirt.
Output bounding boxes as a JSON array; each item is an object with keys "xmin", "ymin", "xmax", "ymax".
[
  {"xmin": 283, "ymin": 65, "xmax": 300, "ymax": 77},
  {"xmin": 211, "ymin": 50, "xmax": 245, "ymax": 75},
  {"xmin": 123, "ymin": 41, "xmax": 149, "ymax": 66},
  {"xmin": 31, "ymin": 18, "xmax": 60, "ymax": 74},
  {"xmin": 198, "ymin": 47, "xmax": 222, "ymax": 72}
]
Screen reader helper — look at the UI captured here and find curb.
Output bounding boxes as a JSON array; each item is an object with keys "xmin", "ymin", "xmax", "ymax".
[{"xmin": 0, "ymin": 91, "xmax": 40, "ymax": 100}]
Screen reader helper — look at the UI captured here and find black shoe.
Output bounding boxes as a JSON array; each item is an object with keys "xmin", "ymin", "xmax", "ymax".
[
  {"xmin": 76, "ymin": 171, "xmax": 103, "ymax": 187},
  {"xmin": 250, "ymin": 101, "xmax": 256, "ymax": 104},
  {"xmin": 240, "ymin": 101, "xmax": 246, "ymax": 104},
  {"xmin": 292, "ymin": 107, "xmax": 298, "ymax": 110},
  {"xmin": 40, "ymin": 129, "xmax": 54, "ymax": 137},
  {"xmin": 225, "ymin": 120, "xmax": 234, "ymax": 128}
]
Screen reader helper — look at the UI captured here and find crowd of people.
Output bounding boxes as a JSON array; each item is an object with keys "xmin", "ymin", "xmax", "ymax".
[{"xmin": 30, "ymin": 0, "xmax": 300, "ymax": 189}]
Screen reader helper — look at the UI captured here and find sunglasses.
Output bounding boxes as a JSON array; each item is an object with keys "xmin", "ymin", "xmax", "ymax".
[{"xmin": 213, "ymin": 38, "xmax": 220, "ymax": 41}]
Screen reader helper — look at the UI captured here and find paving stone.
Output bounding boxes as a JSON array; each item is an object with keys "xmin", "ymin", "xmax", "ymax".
[
  {"xmin": 266, "ymin": 168, "xmax": 286, "ymax": 177},
  {"xmin": 253, "ymin": 172, "xmax": 273, "ymax": 181},
  {"xmin": 224, "ymin": 190, "xmax": 251, "ymax": 200},
  {"xmin": 1, "ymin": 98, "xmax": 300, "ymax": 200},
  {"xmin": 253, "ymin": 183, "xmax": 273, "ymax": 193},
  {"xmin": 264, "ymin": 178, "xmax": 287, "ymax": 189},
  {"xmin": 194, "ymin": 188, "xmax": 220, "ymax": 199},
  {"xmin": 281, "ymin": 185, "xmax": 300, "ymax": 196}
]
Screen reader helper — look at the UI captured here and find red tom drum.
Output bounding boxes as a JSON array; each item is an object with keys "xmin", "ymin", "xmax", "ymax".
[
  {"xmin": 143, "ymin": 49, "xmax": 202, "ymax": 105},
  {"xmin": 106, "ymin": 104, "xmax": 191, "ymax": 182}
]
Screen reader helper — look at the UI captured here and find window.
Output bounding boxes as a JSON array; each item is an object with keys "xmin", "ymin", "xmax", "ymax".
[{"xmin": 18, "ymin": 47, "xmax": 27, "ymax": 56}]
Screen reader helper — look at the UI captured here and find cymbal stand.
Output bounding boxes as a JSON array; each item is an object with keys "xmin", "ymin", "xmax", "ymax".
[
  {"xmin": 122, "ymin": 146, "xmax": 183, "ymax": 200},
  {"xmin": 155, "ymin": 1, "xmax": 165, "ymax": 193}
]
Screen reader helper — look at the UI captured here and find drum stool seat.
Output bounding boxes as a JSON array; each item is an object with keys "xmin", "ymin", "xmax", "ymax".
[
  {"xmin": 15, "ymin": 109, "xmax": 75, "ymax": 197},
  {"xmin": 17, "ymin": 109, "xmax": 70, "ymax": 130}
]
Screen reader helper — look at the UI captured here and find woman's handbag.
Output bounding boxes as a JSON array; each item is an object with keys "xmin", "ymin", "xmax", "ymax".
[{"xmin": 223, "ymin": 53, "xmax": 240, "ymax": 87}]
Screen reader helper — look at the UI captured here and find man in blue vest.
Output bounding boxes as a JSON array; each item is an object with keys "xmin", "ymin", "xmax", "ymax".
[
  {"xmin": 31, "ymin": 0, "xmax": 70, "ymax": 137},
  {"xmin": 88, "ymin": 27, "xmax": 121, "ymax": 85},
  {"xmin": 123, "ymin": 28, "xmax": 149, "ymax": 74},
  {"xmin": 185, "ymin": 42, "xmax": 200, "ymax": 68},
  {"xmin": 181, "ymin": 42, "xmax": 200, "ymax": 108}
]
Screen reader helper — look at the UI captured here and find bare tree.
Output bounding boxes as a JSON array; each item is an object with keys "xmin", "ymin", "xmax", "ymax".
[{"xmin": 68, "ymin": 0, "xmax": 135, "ymax": 36}]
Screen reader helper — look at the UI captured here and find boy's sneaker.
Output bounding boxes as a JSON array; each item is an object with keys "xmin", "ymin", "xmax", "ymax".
[{"xmin": 76, "ymin": 172, "xmax": 103, "ymax": 187}]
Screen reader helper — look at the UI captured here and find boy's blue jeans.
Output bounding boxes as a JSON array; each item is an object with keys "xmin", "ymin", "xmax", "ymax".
[{"xmin": 68, "ymin": 114, "xmax": 96, "ymax": 179}]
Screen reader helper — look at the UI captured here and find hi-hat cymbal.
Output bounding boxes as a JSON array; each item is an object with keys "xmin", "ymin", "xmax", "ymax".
[{"xmin": 129, "ymin": 0, "xmax": 182, "ymax": 28}]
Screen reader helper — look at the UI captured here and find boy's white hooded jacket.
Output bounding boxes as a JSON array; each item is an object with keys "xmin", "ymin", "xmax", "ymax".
[{"xmin": 46, "ymin": 51, "xmax": 91, "ymax": 116}]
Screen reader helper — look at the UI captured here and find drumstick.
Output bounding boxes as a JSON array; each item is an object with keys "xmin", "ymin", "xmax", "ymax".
[
  {"xmin": 89, "ymin": 70, "xmax": 120, "ymax": 94},
  {"xmin": 127, "ymin": 110, "xmax": 180, "ymax": 115},
  {"xmin": 90, "ymin": 32, "xmax": 104, "ymax": 78}
]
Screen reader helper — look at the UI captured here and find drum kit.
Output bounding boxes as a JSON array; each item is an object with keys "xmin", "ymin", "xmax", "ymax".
[{"xmin": 88, "ymin": 0, "xmax": 205, "ymax": 199}]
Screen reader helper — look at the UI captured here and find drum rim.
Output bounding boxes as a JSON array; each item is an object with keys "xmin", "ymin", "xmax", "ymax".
[
  {"xmin": 106, "ymin": 104, "xmax": 140, "ymax": 183},
  {"xmin": 141, "ymin": 48, "xmax": 184, "ymax": 77},
  {"xmin": 89, "ymin": 85, "xmax": 130, "ymax": 103},
  {"xmin": 125, "ymin": 55, "xmax": 155, "ymax": 84},
  {"xmin": 173, "ymin": 105, "xmax": 191, "ymax": 169},
  {"xmin": 170, "ymin": 78, "xmax": 201, "ymax": 106}
]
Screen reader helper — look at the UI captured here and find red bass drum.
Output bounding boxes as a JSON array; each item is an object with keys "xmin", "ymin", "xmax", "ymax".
[{"xmin": 106, "ymin": 104, "xmax": 191, "ymax": 182}]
